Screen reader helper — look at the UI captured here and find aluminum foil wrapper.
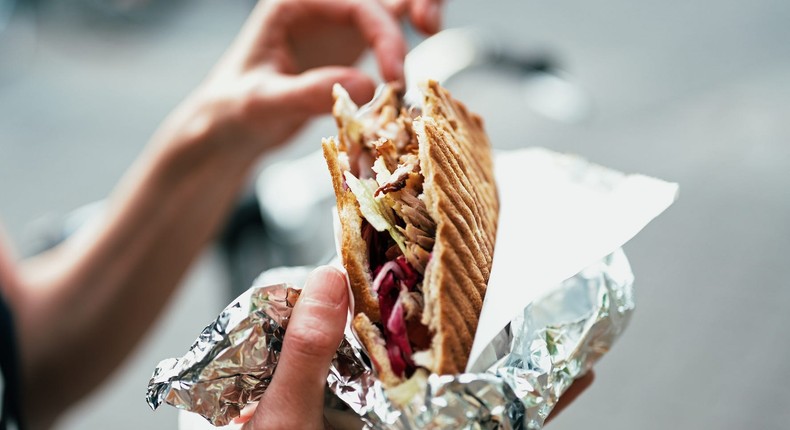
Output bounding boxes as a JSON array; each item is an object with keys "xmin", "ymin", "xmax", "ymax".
[
  {"xmin": 146, "ymin": 278, "xmax": 301, "ymax": 426},
  {"xmin": 146, "ymin": 249, "xmax": 633, "ymax": 429}
]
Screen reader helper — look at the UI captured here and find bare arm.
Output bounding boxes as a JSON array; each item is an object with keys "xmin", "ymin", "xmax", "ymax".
[
  {"xmin": 11, "ymin": 109, "xmax": 261, "ymax": 426},
  {"xmin": 0, "ymin": 0, "xmax": 443, "ymax": 426}
]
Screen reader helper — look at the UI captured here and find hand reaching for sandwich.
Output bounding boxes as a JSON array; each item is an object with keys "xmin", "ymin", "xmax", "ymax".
[
  {"xmin": 234, "ymin": 266, "xmax": 594, "ymax": 429},
  {"xmin": 155, "ymin": 0, "xmax": 443, "ymax": 163}
]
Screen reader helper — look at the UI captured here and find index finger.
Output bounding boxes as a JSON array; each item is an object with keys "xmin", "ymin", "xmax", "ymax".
[
  {"xmin": 266, "ymin": 0, "xmax": 408, "ymax": 83},
  {"xmin": 339, "ymin": 0, "xmax": 409, "ymax": 83},
  {"xmin": 383, "ymin": 0, "xmax": 443, "ymax": 35}
]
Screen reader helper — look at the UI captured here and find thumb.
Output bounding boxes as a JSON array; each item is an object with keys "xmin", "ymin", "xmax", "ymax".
[
  {"xmin": 286, "ymin": 66, "xmax": 376, "ymax": 114},
  {"xmin": 244, "ymin": 266, "xmax": 349, "ymax": 429}
]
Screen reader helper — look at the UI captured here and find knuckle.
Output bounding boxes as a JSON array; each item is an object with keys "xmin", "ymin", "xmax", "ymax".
[
  {"xmin": 269, "ymin": 0, "xmax": 300, "ymax": 22},
  {"xmin": 237, "ymin": 93, "xmax": 263, "ymax": 120},
  {"xmin": 285, "ymin": 321, "xmax": 338, "ymax": 358},
  {"xmin": 235, "ymin": 80, "xmax": 278, "ymax": 121}
]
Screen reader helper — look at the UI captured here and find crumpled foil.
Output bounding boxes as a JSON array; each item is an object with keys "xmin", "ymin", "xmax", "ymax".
[
  {"xmin": 145, "ymin": 282, "xmax": 301, "ymax": 425},
  {"xmin": 147, "ymin": 249, "xmax": 634, "ymax": 429}
]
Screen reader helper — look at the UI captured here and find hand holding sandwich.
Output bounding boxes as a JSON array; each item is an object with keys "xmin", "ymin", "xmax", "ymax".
[
  {"xmin": 239, "ymin": 266, "xmax": 349, "ymax": 430},
  {"xmin": 179, "ymin": 1, "xmax": 596, "ymax": 426}
]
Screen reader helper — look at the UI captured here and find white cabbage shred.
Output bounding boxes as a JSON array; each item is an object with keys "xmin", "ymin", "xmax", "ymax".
[{"xmin": 344, "ymin": 171, "xmax": 407, "ymax": 253}]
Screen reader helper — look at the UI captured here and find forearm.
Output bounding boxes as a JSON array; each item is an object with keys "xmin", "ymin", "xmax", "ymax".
[{"xmin": 14, "ymin": 102, "xmax": 261, "ymax": 424}]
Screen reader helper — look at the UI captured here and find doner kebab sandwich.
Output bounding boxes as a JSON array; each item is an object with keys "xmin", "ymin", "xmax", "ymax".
[{"xmin": 322, "ymin": 80, "xmax": 499, "ymax": 396}]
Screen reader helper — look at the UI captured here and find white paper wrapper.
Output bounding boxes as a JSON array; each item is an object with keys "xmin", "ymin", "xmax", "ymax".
[
  {"xmin": 470, "ymin": 148, "xmax": 678, "ymax": 370},
  {"xmin": 147, "ymin": 148, "xmax": 677, "ymax": 429}
]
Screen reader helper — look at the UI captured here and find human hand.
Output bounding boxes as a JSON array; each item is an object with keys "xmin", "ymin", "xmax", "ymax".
[
  {"xmin": 160, "ymin": 0, "xmax": 444, "ymax": 163},
  {"xmin": 239, "ymin": 266, "xmax": 348, "ymax": 430}
]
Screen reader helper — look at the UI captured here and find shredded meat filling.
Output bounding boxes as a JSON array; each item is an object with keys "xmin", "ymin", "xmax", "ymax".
[
  {"xmin": 337, "ymin": 84, "xmax": 437, "ymax": 378},
  {"xmin": 389, "ymin": 177, "xmax": 436, "ymax": 274}
]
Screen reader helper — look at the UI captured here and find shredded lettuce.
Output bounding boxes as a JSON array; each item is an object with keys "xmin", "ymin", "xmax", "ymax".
[{"xmin": 344, "ymin": 171, "xmax": 407, "ymax": 253}]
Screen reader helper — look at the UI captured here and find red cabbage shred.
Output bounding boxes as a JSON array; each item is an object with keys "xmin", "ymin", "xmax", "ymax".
[{"xmin": 372, "ymin": 256, "xmax": 420, "ymax": 377}]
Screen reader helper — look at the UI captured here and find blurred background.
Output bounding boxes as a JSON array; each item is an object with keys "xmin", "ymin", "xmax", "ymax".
[{"xmin": 1, "ymin": 0, "xmax": 790, "ymax": 429}]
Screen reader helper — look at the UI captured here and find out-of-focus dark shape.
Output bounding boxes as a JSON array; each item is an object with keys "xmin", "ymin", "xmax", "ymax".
[{"xmin": 404, "ymin": 27, "xmax": 592, "ymax": 123}]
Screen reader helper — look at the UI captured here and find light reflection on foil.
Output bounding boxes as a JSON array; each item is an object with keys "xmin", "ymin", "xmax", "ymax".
[{"xmin": 147, "ymin": 249, "xmax": 633, "ymax": 429}]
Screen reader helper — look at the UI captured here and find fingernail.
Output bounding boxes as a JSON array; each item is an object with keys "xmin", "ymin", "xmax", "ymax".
[{"xmin": 303, "ymin": 266, "xmax": 347, "ymax": 308}]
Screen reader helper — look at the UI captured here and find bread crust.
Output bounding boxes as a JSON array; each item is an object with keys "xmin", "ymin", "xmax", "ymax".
[
  {"xmin": 351, "ymin": 314, "xmax": 401, "ymax": 387},
  {"xmin": 322, "ymin": 138, "xmax": 381, "ymax": 320},
  {"xmin": 418, "ymin": 80, "xmax": 499, "ymax": 375}
]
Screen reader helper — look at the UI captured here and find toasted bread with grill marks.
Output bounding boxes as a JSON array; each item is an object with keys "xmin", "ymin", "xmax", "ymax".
[
  {"xmin": 323, "ymin": 80, "xmax": 498, "ymax": 386},
  {"xmin": 417, "ymin": 81, "xmax": 499, "ymax": 375}
]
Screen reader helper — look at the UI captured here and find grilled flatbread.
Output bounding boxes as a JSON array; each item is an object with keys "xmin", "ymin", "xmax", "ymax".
[{"xmin": 322, "ymin": 81, "xmax": 499, "ymax": 389}]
